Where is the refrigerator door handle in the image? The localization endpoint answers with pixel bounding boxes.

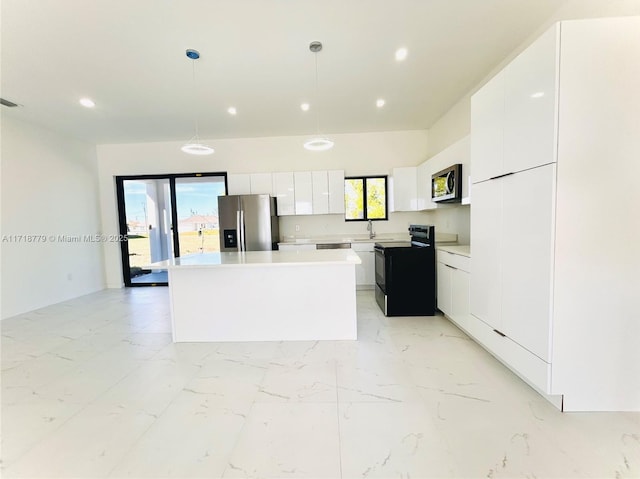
[236,210,242,252]
[240,209,245,252]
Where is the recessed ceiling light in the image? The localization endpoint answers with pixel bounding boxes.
[376,99,386,108]
[300,103,310,111]
[227,107,237,115]
[79,98,95,108]
[395,47,408,61]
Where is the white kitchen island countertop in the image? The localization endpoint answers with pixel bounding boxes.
[149,249,361,269]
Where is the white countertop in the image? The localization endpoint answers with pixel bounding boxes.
[148,249,362,269]
[437,244,471,257]
[279,232,458,245]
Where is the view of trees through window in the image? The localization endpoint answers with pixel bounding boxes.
[344,176,387,221]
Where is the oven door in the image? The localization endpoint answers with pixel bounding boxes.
[374,246,386,291]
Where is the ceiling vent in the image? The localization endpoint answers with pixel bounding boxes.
[0,98,19,107]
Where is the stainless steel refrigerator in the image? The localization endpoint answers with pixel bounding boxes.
[218,194,279,252]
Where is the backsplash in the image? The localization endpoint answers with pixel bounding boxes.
[278,207,470,244]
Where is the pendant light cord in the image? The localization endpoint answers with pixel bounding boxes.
[314,51,321,135]
[192,58,200,139]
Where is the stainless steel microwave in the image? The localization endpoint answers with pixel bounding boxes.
[431,164,462,203]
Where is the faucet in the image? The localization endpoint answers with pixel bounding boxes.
[367,220,376,239]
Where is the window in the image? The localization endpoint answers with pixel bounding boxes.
[344,176,388,221]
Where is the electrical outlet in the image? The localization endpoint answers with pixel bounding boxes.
[295,224,300,232]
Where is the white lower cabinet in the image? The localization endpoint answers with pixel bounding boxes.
[352,242,375,289]
[471,164,554,360]
[436,262,453,316]
[436,250,470,321]
[469,179,502,331]
[450,266,470,319]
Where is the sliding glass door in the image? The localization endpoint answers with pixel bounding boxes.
[174,176,226,256]
[116,172,227,286]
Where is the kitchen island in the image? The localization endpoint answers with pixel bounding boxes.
[150,249,361,342]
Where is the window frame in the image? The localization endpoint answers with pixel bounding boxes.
[344,175,389,222]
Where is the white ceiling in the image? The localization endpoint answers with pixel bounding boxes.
[1,0,568,145]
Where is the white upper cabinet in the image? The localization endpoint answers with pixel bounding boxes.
[227,174,251,195]
[327,170,345,214]
[504,25,559,174]
[311,171,329,215]
[390,167,418,211]
[272,172,295,216]
[471,71,505,183]
[472,25,559,184]
[294,171,313,215]
[230,170,343,216]
[416,161,435,210]
[250,173,273,195]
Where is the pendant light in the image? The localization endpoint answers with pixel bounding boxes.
[304,41,334,151]
[181,49,214,155]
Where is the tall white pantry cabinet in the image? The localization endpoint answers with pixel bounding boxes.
[469,17,640,412]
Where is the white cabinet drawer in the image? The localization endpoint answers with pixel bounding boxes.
[437,250,470,272]
[453,313,551,395]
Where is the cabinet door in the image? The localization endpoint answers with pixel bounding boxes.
[250,173,273,195]
[328,170,345,214]
[416,161,436,210]
[501,165,555,362]
[294,172,313,215]
[272,172,295,216]
[451,269,470,319]
[353,242,374,287]
[227,174,251,195]
[504,25,559,174]
[471,71,505,183]
[437,261,453,316]
[391,167,418,211]
[312,171,329,215]
[362,251,374,286]
[354,252,370,286]
[470,179,503,330]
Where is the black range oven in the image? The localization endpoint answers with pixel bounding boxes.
[374,225,436,317]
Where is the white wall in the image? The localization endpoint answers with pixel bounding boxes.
[98,129,465,287]
[1,116,105,319]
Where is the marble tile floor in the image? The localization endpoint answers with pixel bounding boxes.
[1,288,639,479]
